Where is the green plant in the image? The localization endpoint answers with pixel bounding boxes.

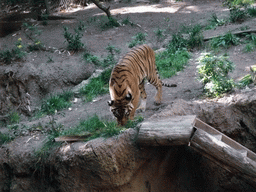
[0,38,26,64]
[229,7,248,22]
[61,115,143,140]
[41,90,74,115]
[47,56,54,63]
[205,14,226,30]
[9,111,20,124]
[103,44,120,67]
[154,28,166,42]
[84,45,120,67]
[128,32,148,48]
[210,32,240,49]
[197,53,235,97]
[0,133,13,145]
[243,43,255,52]
[100,17,120,30]
[63,26,84,51]
[156,48,190,78]
[79,69,112,102]
[238,74,253,87]
[247,6,256,16]
[185,24,203,49]
[83,52,102,66]
[121,16,134,26]
[22,23,44,51]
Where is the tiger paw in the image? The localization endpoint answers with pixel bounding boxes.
[154,101,161,106]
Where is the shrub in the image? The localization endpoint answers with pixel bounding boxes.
[197,53,235,97]
[128,32,148,48]
[210,32,240,49]
[63,26,84,51]
[0,38,26,64]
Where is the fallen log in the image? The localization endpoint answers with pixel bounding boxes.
[204,28,256,41]
[136,115,196,146]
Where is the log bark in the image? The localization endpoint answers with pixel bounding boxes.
[190,128,256,178]
[137,115,196,146]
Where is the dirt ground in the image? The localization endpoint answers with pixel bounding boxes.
[0,0,256,131]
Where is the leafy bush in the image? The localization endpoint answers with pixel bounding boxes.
[210,32,240,49]
[197,53,235,97]
[247,6,256,16]
[0,38,26,64]
[128,32,148,48]
[63,26,84,51]
[229,7,248,22]
[205,14,226,30]
[154,28,166,42]
[83,45,120,67]
[100,17,120,30]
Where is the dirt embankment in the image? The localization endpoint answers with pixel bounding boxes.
[1,91,256,192]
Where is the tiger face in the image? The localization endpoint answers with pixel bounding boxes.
[108,93,134,126]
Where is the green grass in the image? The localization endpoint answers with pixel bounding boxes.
[40,90,74,115]
[156,49,190,78]
[0,132,13,145]
[61,115,143,140]
[9,111,20,124]
[79,68,112,102]
[155,25,204,78]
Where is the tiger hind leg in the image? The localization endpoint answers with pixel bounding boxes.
[137,80,147,112]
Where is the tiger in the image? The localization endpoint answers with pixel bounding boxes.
[108,44,177,126]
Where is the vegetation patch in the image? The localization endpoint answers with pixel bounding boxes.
[0,38,26,64]
[40,90,74,115]
[155,25,203,78]
[197,53,236,97]
[83,44,120,67]
[210,32,240,49]
[63,22,85,52]
[128,32,148,48]
[79,68,112,102]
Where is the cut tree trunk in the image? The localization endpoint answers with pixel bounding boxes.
[136,115,196,146]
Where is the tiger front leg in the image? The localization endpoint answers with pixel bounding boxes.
[154,84,162,105]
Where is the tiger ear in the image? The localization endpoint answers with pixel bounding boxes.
[125,93,132,101]
[108,100,114,106]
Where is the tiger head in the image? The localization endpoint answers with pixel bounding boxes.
[108,92,134,126]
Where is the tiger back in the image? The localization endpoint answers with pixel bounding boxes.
[108,44,176,125]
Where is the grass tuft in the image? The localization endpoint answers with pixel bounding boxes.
[79,68,112,102]
[41,90,74,115]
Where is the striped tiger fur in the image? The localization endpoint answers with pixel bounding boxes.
[108,44,177,126]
